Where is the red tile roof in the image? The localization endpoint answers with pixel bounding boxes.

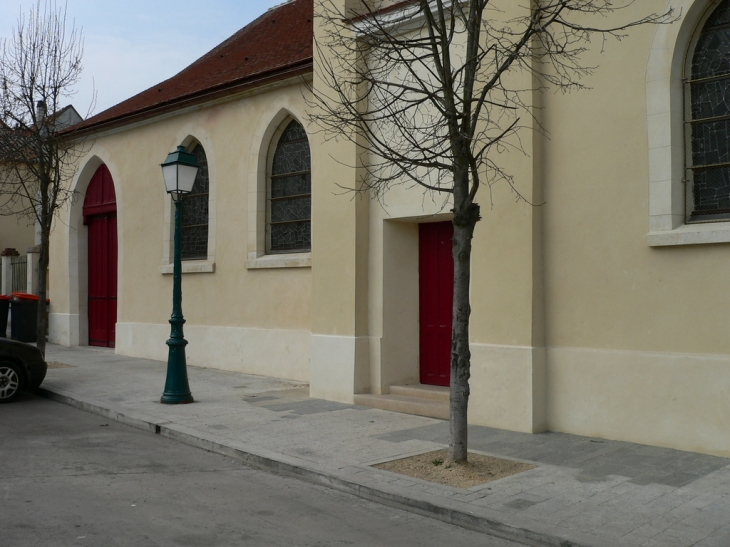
[71,0,313,134]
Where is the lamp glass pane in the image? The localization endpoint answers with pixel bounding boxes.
[177,164,199,195]
[162,164,179,194]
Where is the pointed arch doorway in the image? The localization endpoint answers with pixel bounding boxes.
[83,165,117,347]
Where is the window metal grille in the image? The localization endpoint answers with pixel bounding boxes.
[181,144,209,260]
[11,255,27,293]
[267,120,311,253]
[687,0,730,221]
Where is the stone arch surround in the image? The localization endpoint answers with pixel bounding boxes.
[246,103,312,269]
[646,0,730,245]
[49,153,123,346]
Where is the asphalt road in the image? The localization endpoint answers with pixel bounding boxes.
[1,395,526,547]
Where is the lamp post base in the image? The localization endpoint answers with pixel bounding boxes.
[160,393,194,404]
[160,337,193,404]
[160,391,193,404]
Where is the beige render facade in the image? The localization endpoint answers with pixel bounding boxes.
[0,213,34,256]
[48,0,730,458]
[49,82,314,381]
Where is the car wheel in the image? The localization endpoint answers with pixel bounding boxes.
[0,361,24,403]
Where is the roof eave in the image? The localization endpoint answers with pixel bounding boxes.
[65,59,313,137]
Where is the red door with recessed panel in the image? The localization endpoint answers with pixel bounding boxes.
[83,165,117,348]
[419,221,453,387]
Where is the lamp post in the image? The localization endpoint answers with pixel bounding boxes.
[160,146,199,404]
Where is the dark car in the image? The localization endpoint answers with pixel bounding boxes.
[0,337,47,403]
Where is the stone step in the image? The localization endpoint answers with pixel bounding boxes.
[389,383,450,402]
[354,393,449,420]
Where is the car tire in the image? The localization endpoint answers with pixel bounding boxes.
[0,361,25,403]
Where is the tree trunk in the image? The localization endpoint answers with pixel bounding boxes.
[448,202,480,463]
[35,225,50,358]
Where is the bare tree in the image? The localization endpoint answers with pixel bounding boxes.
[310,0,674,462]
[0,0,87,357]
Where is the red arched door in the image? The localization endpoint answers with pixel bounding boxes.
[83,165,117,348]
[419,221,453,386]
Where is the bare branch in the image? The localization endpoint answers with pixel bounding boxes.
[308,0,675,463]
[0,0,89,356]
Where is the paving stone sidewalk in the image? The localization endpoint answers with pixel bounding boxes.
[37,344,730,547]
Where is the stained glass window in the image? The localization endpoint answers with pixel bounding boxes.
[181,144,209,260]
[688,0,730,220]
[267,120,311,252]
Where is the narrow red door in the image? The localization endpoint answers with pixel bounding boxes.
[419,221,454,387]
[84,165,117,348]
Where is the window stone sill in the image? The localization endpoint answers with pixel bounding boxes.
[159,260,216,274]
[245,253,311,269]
[648,224,730,247]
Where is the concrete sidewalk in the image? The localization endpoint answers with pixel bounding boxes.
[38,344,730,547]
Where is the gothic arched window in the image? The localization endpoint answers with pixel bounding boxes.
[687,0,730,221]
[267,120,311,252]
[181,143,209,260]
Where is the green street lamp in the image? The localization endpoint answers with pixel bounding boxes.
[160,146,199,404]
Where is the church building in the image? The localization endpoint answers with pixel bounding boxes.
[48,0,730,458]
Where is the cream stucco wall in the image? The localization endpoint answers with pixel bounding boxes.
[539,0,730,456]
[0,189,37,297]
[47,0,730,457]
[0,215,34,256]
[310,3,372,403]
[346,1,547,432]
[313,0,730,455]
[49,80,313,382]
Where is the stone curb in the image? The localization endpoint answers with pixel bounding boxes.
[36,386,608,547]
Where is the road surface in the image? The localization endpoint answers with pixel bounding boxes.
[1,395,525,547]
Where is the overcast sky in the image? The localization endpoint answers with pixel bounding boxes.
[0,0,286,118]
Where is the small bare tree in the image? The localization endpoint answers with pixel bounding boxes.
[0,0,87,356]
[310,0,674,462]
